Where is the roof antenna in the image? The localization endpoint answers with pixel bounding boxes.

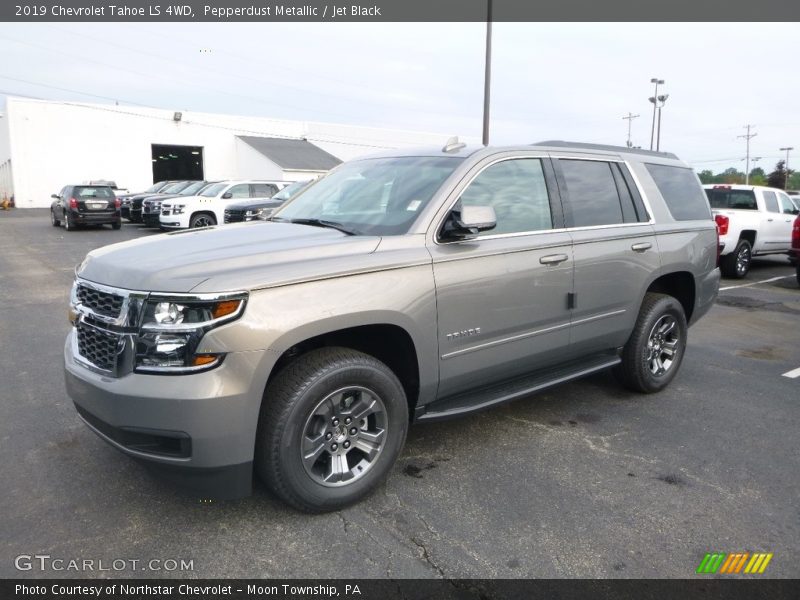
[442,136,466,153]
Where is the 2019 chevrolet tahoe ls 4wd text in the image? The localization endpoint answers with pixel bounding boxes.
[64,141,720,512]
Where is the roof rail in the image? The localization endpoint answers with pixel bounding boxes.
[532,140,679,160]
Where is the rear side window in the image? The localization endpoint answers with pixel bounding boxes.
[762,191,779,213]
[252,183,279,197]
[559,159,625,227]
[705,188,757,211]
[645,164,711,220]
[74,186,114,199]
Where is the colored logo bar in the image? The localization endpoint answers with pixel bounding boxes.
[696,552,773,574]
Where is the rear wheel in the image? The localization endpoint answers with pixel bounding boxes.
[64,214,75,231]
[189,213,216,228]
[614,292,688,393]
[111,221,121,230]
[256,347,408,512]
[720,239,751,278]
[50,209,60,227]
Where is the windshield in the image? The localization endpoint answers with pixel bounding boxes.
[200,182,227,197]
[180,181,208,195]
[272,156,464,235]
[144,182,166,193]
[272,179,312,202]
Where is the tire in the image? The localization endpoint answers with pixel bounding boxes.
[720,239,752,278]
[255,347,408,513]
[614,292,688,394]
[112,221,121,230]
[796,264,800,287]
[189,213,216,228]
[64,214,75,231]
[50,209,60,227]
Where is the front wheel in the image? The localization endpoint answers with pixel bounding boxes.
[256,347,408,512]
[614,292,688,393]
[189,213,216,228]
[720,239,751,278]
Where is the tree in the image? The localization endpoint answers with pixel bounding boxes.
[721,167,744,184]
[766,160,794,189]
[698,170,715,184]
[788,171,800,191]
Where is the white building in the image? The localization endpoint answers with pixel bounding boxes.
[0,97,469,208]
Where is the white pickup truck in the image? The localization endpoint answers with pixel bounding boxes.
[704,184,799,278]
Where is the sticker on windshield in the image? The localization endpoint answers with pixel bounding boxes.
[407,200,422,211]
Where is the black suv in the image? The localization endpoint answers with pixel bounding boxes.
[224,179,313,223]
[50,185,121,231]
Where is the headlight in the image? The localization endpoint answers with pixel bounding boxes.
[173,204,185,215]
[135,293,247,373]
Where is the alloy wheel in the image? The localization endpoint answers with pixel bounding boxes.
[646,315,679,376]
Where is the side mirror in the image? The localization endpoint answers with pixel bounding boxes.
[221,192,232,199]
[51,194,59,199]
[440,205,497,240]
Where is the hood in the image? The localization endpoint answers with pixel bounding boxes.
[77,222,383,293]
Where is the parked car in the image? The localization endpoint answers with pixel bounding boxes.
[85,180,129,196]
[65,141,719,511]
[121,181,175,220]
[223,179,314,223]
[50,184,121,231]
[142,181,216,227]
[704,184,799,278]
[130,180,198,223]
[160,180,287,229]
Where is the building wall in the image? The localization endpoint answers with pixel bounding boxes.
[0,108,12,199]
[5,98,466,208]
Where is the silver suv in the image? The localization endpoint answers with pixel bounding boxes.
[64,141,720,512]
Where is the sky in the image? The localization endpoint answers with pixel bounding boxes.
[0,22,798,173]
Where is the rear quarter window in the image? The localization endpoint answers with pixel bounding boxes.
[645,164,711,220]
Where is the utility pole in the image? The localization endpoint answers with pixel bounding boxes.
[622,112,639,148]
[779,147,793,189]
[738,125,757,185]
[649,78,664,150]
[481,0,492,146]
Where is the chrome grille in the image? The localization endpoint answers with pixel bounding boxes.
[76,323,121,372]
[76,284,124,318]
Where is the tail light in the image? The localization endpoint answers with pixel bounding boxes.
[69,198,78,209]
[115,198,121,209]
[714,214,729,236]
[714,214,729,267]
[792,215,800,250]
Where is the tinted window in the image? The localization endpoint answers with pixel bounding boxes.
[200,183,227,197]
[763,191,779,213]
[252,183,279,197]
[74,186,115,199]
[180,181,208,195]
[459,159,552,235]
[645,164,711,220]
[560,160,623,227]
[705,188,757,210]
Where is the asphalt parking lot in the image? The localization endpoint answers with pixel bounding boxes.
[1,209,798,579]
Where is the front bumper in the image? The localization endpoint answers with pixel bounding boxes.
[64,330,267,499]
[142,213,161,227]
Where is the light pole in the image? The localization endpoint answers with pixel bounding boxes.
[481,0,492,146]
[779,147,793,189]
[655,94,668,151]
[649,78,664,150]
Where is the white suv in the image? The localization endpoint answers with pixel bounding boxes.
[160,180,287,229]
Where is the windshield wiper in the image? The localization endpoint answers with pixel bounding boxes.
[275,217,359,236]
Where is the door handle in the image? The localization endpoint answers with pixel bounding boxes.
[767,218,774,222]
[631,242,652,252]
[540,253,569,265]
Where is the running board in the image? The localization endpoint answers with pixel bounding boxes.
[415,352,621,422]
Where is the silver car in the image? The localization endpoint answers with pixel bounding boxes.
[64,141,720,511]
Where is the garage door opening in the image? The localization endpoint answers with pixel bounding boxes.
[151,144,204,183]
